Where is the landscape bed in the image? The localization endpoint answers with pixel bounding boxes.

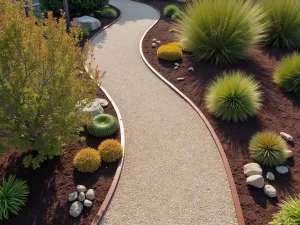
[142,1,300,224]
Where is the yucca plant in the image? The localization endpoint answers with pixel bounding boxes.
[261,0,300,48]
[163,4,179,17]
[269,195,300,225]
[274,52,300,96]
[0,175,29,220]
[176,0,268,65]
[249,131,288,167]
[205,71,263,122]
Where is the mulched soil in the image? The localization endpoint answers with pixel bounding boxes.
[0,89,121,225]
[142,1,300,225]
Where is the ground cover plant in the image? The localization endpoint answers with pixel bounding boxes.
[176,0,268,65]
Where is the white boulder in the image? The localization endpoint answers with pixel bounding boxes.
[266,172,275,181]
[69,201,83,217]
[264,185,277,198]
[76,185,86,193]
[68,191,78,202]
[75,16,101,31]
[243,163,262,177]
[98,98,109,108]
[82,98,104,116]
[280,132,293,142]
[86,189,95,200]
[246,175,264,188]
[84,199,93,208]
[276,166,289,174]
[78,192,85,202]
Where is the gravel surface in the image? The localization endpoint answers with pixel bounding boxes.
[91,0,237,224]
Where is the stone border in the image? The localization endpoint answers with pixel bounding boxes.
[137,2,245,224]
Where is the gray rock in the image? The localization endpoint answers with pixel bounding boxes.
[86,189,95,200]
[69,201,83,217]
[276,166,289,174]
[76,185,86,193]
[177,77,185,81]
[266,172,275,181]
[286,150,293,158]
[98,99,108,108]
[84,199,93,208]
[243,163,262,177]
[78,192,85,202]
[68,191,78,202]
[280,132,293,142]
[82,98,104,116]
[264,185,277,198]
[75,16,101,31]
[246,175,264,188]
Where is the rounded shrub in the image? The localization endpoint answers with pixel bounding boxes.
[269,195,300,225]
[98,139,123,163]
[0,175,29,221]
[157,44,182,61]
[101,8,117,18]
[73,148,101,173]
[249,131,288,167]
[261,0,300,49]
[274,52,300,96]
[163,4,179,17]
[87,114,119,138]
[177,0,267,65]
[171,10,183,21]
[205,71,263,122]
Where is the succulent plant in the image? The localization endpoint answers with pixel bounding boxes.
[87,114,119,138]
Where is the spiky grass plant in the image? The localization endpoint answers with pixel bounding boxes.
[0,175,29,220]
[261,0,300,48]
[87,114,119,138]
[269,195,300,225]
[101,8,117,18]
[176,0,267,65]
[274,52,300,96]
[163,4,179,17]
[249,131,288,167]
[205,71,263,122]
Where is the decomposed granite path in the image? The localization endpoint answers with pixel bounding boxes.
[91,0,238,224]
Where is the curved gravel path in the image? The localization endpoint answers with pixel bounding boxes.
[91,0,238,224]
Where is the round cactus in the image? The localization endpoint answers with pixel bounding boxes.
[87,114,119,137]
[73,148,101,173]
[157,44,182,61]
[98,139,123,163]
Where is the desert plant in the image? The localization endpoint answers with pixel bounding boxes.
[0,1,99,169]
[157,44,182,61]
[87,114,119,137]
[249,131,288,167]
[0,175,29,220]
[163,4,179,17]
[274,52,300,96]
[205,71,263,122]
[101,7,117,18]
[98,139,123,162]
[269,194,300,225]
[261,0,300,48]
[176,0,267,65]
[73,148,101,172]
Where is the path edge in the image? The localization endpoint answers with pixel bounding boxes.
[137,2,245,224]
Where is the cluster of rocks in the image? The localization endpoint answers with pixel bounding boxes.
[69,185,95,218]
[152,39,161,48]
[82,98,109,117]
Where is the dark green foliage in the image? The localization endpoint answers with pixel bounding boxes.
[87,114,119,137]
[81,28,89,37]
[101,7,117,18]
[163,4,179,17]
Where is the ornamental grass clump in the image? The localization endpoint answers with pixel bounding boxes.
[98,139,123,162]
[0,175,29,221]
[261,0,300,48]
[101,8,118,18]
[176,0,267,65]
[274,53,300,96]
[249,131,288,167]
[163,4,179,17]
[205,71,263,122]
[73,148,101,173]
[269,195,300,225]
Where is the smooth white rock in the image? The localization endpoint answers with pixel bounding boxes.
[82,98,104,116]
[174,66,179,70]
[75,16,101,31]
[188,67,194,71]
[266,172,275,181]
[156,40,161,44]
[152,43,157,48]
[78,192,85,201]
[84,199,93,207]
[286,150,293,158]
[76,185,86,193]
[243,163,262,176]
[86,189,95,200]
[98,98,109,108]
[174,63,180,66]
[280,132,293,142]
[68,191,78,202]
[246,175,264,188]
[177,77,185,81]
[264,185,277,198]
[276,166,289,174]
[69,201,83,217]
[152,39,157,43]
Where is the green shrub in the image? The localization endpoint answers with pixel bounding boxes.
[269,195,300,225]
[261,0,300,48]
[101,8,117,18]
[249,131,287,167]
[157,44,182,61]
[39,0,109,17]
[0,175,29,221]
[73,148,101,172]
[81,28,90,37]
[87,114,119,137]
[274,52,300,95]
[205,71,262,122]
[171,10,182,21]
[163,4,179,17]
[177,0,267,65]
[98,139,123,162]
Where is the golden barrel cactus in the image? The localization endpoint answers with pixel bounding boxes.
[157,44,182,61]
[98,139,123,163]
[73,148,101,172]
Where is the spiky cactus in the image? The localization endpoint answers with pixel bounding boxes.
[87,114,119,138]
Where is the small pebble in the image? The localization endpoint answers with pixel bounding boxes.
[76,185,86,193]
[177,77,185,81]
[276,166,289,174]
[280,132,293,142]
[84,199,93,208]
[174,66,179,70]
[152,43,157,48]
[152,39,157,43]
[266,172,275,181]
[174,62,180,66]
[286,150,293,158]
[78,192,85,202]
[156,40,161,44]
[188,67,194,72]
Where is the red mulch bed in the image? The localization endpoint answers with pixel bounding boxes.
[142,1,300,225]
[0,89,121,225]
